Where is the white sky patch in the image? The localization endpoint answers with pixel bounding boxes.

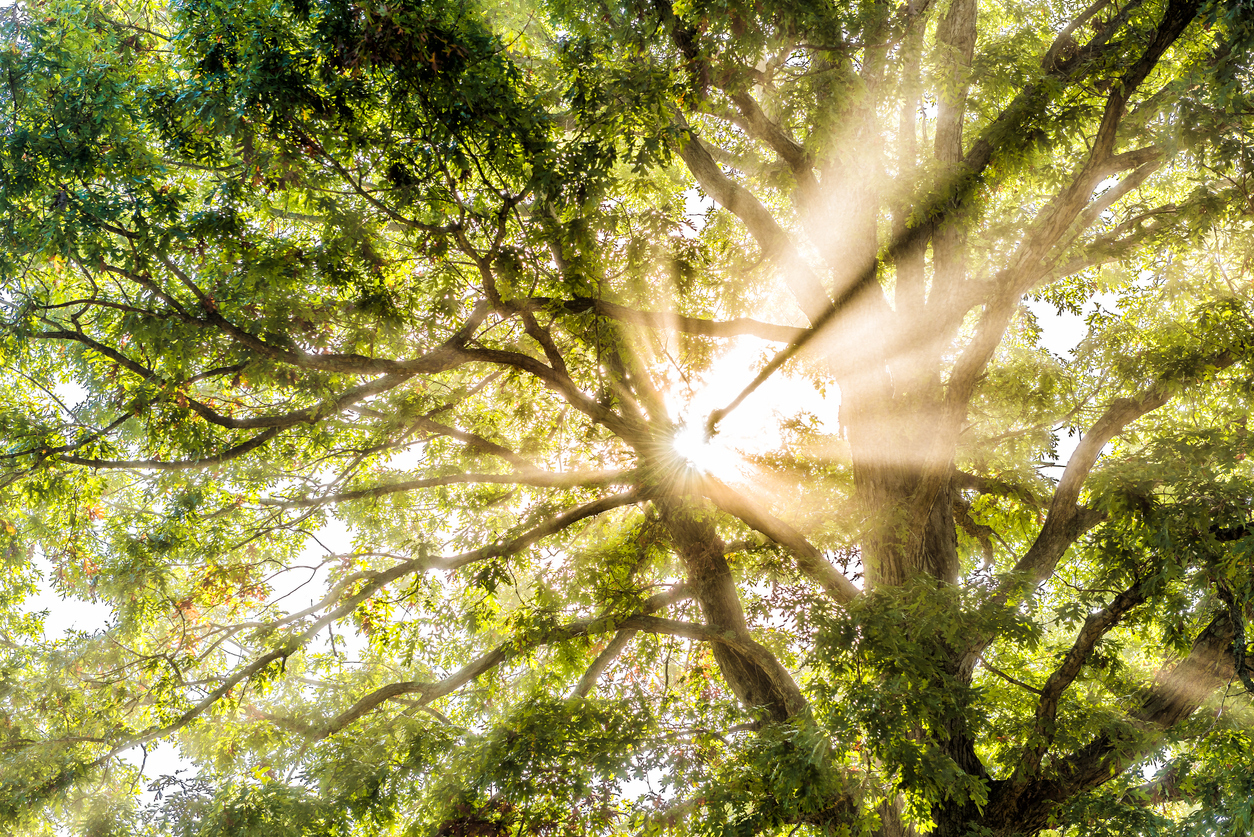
[119,740,190,804]
[1024,297,1092,360]
[620,765,671,804]
[680,188,716,238]
[1024,293,1121,470]
[24,553,114,636]
[384,440,426,472]
[52,381,88,412]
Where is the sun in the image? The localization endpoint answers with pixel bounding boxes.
[671,422,736,474]
[661,339,840,481]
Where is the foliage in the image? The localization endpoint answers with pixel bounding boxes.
[0,0,1253,833]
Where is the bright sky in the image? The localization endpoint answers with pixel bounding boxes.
[667,337,839,478]
[1024,294,1121,469]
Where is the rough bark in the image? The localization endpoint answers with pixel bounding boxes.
[932,0,977,308]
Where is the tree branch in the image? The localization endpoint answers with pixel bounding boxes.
[59,427,284,471]
[571,584,693,697]
[538,297,807,343]
[985,609,1238,833]
[408,415,537,470]
[456,346,644,441]
[701,477,860,603]
[157,254,488,375]
[444,490,644,570]
[263,469,635,508]
[952,469,1041,507]
[321,590,716,738]
[1014,577,1151,781]
[571,629,638,698]
[673,118,832,323]
[1011,385,1173,588]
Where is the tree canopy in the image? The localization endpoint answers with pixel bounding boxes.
[2,0,1254,832]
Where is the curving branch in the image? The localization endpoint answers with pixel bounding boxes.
[444,491,644,570]
[322,588,706,738]
[955,372,1230,678]
[672,117,832,323]
[571,629,638,698]
[1013,576,1151,782]
[1214,582,1254,695]
[156,254,489,375]
[700,477,860,603]
[1068,159,1164,245]
[44,367,433,471]
[455,346,645,442]
[1010,384,1174,588]
[59,427,284,471]
[984,608,1240,834]
[575,584,692,698]
[407,415,536,470]
[37,328,422,432]
[720,88,812,178]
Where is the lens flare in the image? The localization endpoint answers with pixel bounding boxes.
[661,339,840,484]
[671,423,733,474]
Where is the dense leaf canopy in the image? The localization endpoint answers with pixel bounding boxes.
[1,0,1254,833]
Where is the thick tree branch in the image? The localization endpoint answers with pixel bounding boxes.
[701,477,860,603]
[1014,577,1151,781]
[158,254,489,375]
[571,629,638,698]
[985,610,1239,834]
[572,583,693,697]
[456,346,645,442]
[722,89,812,178]
[1067,160,1164,247]
[956,372,1227,680]
[673,119,832,323]
[1214,582,1254,695]
[1011,385,1173,587]
[39,328,422,432]
[321,588,708,737]
[59,427,284,471]
[408,415,536,470]
[1132,610,1240,729]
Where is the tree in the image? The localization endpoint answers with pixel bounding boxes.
[1,0,1253,831]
